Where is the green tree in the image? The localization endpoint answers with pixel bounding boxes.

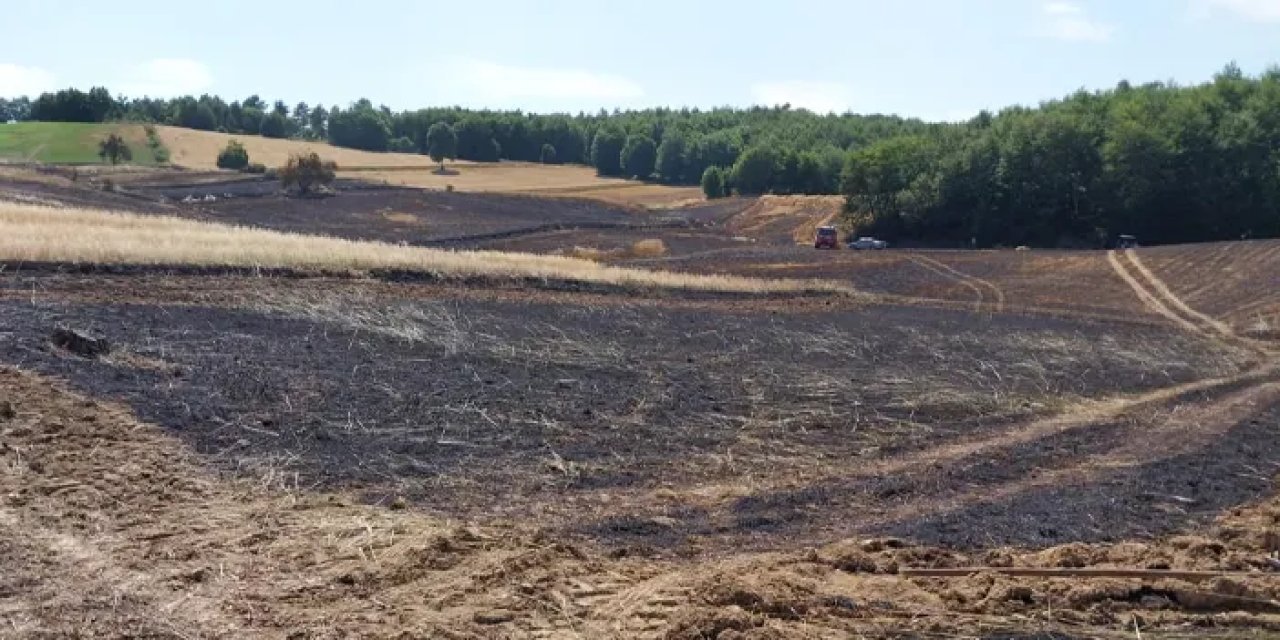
[327,107,390,151]
[454,117,501,162]
[701,166,725,199]
[731,146,777,194]
[279,152,337,195]
[655,131,687,182]
[258,112,288,138]
[426,122,458,171]
[621,134,657,178]
[590,127,626,176]
[97,133,132,165]
[216,139,250,170]
[540,143,557,164]
[308,104,327,139]
[388,136,416,152]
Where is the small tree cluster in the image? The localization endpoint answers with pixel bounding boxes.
[279,152,337,195]
[216,140,250,170]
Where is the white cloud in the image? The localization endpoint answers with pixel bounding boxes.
[1200,0,1280,22]
[117,58,213,97]
[433,58,643,108]
[1039,2,1115,42]
[0,63,57,97]
[750,81,856,114]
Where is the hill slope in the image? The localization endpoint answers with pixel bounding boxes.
[0,122,163,165]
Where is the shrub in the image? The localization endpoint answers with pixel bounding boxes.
[701,166,725,199]
[145,125,170,164]
[388,136,416,153]
[540,143,557,164]
[216,140,250,170]
[629,238,667,257]
[244,162,266,174]
[278,152,337,195]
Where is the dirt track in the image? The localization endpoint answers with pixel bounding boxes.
[6,170,1280,637]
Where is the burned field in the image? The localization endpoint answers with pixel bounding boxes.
[6,170,1280,637]
[0,273,1261,552]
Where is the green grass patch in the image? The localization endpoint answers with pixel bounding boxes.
[0,122,163,165]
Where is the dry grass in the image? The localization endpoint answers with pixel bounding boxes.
[567,239,670,262]
[0,201,848,294]
[346,166,703,208]
[152,126,700,208]
[154,126,462,171]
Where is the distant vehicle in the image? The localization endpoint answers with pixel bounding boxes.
[848,236,888,250]
[1117,234,1139,249]
[814,226,839,249]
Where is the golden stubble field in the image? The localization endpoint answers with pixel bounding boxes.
[155,126,706,208]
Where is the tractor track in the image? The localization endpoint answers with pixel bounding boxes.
[1109,248,1271,354]
[906,253,1007,313]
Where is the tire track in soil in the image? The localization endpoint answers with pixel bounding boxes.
[911,253,1007,313]
[1108,249,1209,336]
[1123,249,1236,339]
[905,254,986,313]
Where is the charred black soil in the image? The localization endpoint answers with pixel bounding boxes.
[0,272,1262,555]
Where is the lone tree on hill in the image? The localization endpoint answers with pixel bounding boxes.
[279,152,337,195]
[97,133,132,165]
[426,122,457,172]
[216,140,250,170]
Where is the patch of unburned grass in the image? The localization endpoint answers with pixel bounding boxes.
[566,239,669,262]
[0,201,850,295]
[0,123,161,165]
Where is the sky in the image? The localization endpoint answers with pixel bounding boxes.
[2,0,1279,121]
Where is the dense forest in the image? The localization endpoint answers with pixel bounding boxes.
[3,63,1279,247]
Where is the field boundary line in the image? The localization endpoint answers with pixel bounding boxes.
[1123,249,1235,338]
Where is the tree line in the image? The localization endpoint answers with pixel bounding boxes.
[844,64,1280,247]
[5,63,1280,246]
[5,87,929,194]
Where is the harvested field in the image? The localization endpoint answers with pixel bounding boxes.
[344,165,704,208]
[154,125,454,170]
[146,127,702,208]
[5,168,1280,638]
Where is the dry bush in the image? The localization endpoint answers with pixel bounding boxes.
[629,238,667,257]
[0,201,850,295]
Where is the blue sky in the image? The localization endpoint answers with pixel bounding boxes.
[2,0,1278,120]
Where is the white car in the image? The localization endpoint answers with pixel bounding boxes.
[847,236,888,250]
